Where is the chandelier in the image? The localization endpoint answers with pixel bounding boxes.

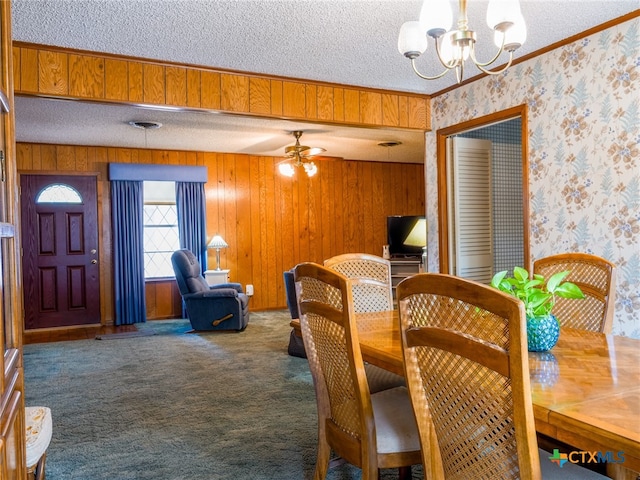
[278,131,325,178]
[397,0,526,84]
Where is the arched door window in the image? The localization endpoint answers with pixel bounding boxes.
[36,184,83,204]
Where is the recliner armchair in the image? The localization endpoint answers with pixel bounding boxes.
[171,249,250,331]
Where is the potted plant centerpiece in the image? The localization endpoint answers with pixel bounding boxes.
[490,266,584,352]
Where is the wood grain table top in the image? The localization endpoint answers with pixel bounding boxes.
[352,310,640,471]
[292,310,640,472]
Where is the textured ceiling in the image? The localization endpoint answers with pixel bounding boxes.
[14,96,426,163]
[10,0,640,162]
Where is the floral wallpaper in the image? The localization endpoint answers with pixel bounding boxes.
[426,16,639,338]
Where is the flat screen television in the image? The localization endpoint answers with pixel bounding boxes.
[387,215,426,257]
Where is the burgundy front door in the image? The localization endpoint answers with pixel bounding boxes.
[20,174,100,329]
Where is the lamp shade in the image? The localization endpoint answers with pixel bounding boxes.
[486,0,522,31]
[404,218,427,247]
[419,0,452,37]
[398,21,428,58]
[208,235,228,249]
[496,13,526,51]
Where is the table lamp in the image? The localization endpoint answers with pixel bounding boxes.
[404,218,427,271]
[208,235,228,271]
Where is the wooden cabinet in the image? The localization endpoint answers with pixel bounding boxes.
[390,258,422,304]
[0,0,26,478]
[0,350,23,480]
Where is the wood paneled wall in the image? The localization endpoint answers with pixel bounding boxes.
[12,42,429,130]
[146,280,183,320]
[16,143,425,322]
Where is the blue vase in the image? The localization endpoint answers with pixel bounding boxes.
[526,314,560,352]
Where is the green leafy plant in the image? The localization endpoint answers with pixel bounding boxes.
[490,266,585,317]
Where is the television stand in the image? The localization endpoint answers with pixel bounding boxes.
[390,254,421,260]
[389,257,422,306]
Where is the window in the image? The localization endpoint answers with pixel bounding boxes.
[143,181,180,278]
[36,184,82,204]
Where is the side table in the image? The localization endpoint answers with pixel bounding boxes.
[204,269,230,286]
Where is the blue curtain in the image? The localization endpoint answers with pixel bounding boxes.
[176,181,207,272]
[111,180,146,325]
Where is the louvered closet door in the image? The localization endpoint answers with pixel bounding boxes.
[448,137,494,284]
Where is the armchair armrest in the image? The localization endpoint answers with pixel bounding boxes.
[210,282,244,294]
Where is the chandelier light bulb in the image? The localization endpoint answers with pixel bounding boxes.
[439,31,457,64]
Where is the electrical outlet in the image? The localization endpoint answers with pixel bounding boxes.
[246,284,254,296]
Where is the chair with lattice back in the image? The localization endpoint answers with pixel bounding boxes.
[533,253,616,333]
[324,253,393,313]
[397,273,609,480]
[324,253,405,392]
[294,262,421,480]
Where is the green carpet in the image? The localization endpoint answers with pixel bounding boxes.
[24,310,423,479]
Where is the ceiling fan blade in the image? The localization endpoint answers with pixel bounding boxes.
[300,146,326,157]
[239,136,292,155]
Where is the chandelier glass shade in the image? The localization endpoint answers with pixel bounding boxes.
[278,131,324,178]
[398,0,526,84]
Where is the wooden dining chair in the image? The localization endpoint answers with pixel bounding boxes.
[533,253,616,333]
[323,253,406,392]
[397,273,609,480]
[324,253,393,313]
[293,262,421,480]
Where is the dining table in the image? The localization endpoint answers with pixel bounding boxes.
[291,310,640,477]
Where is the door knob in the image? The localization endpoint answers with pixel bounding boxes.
[91,259,97,264]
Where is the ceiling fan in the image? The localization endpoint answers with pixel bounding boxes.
[278,130,326,178]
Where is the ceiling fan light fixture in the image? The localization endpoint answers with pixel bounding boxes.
[303,162,318,177]
[278,130,324,178]
[278,162,296,177]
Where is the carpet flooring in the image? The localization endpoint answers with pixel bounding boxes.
[23,310,424,480]
[94,331,157,340]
